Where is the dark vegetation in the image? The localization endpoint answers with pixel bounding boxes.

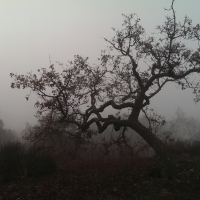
[0,141,57,182]
[1,110,200,199]
[0,138,200,199]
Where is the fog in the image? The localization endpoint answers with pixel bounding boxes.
[0,0,200,136]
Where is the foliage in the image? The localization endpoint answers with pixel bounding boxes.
[25,144,57,177]
[166,139,200,156]
[22,112,99,163]
[0,141,25,182]
[0,141,57,182]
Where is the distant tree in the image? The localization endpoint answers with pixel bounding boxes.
[0,119,17,145]
[163,108,200,141]
[10,0,200,178]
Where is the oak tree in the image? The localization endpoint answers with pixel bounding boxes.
[10,0,200,178]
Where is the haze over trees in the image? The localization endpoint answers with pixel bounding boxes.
[162,108,200,142]
[10,0,200,178]
[0,119,17,145]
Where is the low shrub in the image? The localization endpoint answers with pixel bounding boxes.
[166,139,200,156]
[25,145,57,177]
[0,141,57,182]
[184,141,200,156]
[0,141,25,182]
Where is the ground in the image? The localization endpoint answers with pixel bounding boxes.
[0,154,200,200]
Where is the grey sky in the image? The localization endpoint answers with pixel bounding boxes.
[0,0,200,133]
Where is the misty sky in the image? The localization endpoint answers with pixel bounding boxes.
[0,0,200,133]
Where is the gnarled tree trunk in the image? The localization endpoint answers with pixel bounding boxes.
[130,120,175,179]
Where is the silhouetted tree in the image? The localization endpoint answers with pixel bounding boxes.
[10,0,200,178]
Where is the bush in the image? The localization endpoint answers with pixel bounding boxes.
[0,141,25,182]
[25,144,57,177]
[166,139,200,156]
[0,141,57,182]
[184,141,200,156]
